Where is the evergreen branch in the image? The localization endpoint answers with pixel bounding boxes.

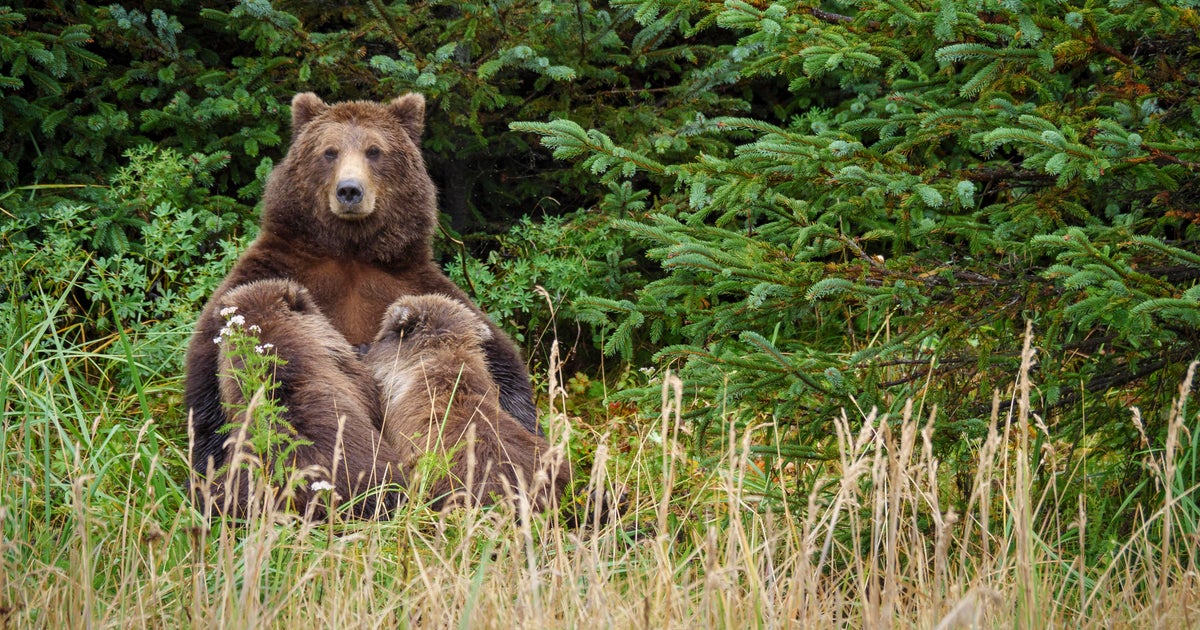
[806,277,856,302]
[1130,298,1200,316]
[366,0,408,49]
[1063,229,1174,293]
[992,344,1199,417]
[1084,24,1134,66]
[935,43,1051,68]
[739,331,793,373]
[1121,148,1200,170]
[657,346,788,373]
[806,8,853,24]
[961,166,1056,186]
[661,252,728,275]
[510,120,667,175]
[1131,236,1200,268]
[713,117,790,137]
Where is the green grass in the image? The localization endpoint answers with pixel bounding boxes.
[3,308,1199,628]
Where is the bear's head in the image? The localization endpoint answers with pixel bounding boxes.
[374,294,492,352]
[214,278,350,360]
[261,93,438,263]
[217,278,316,330]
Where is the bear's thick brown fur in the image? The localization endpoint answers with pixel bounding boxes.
[185,93,538,509]
[363,295,568,511]
[208,279,404,519]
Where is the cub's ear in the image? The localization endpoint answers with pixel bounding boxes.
[380,302,418,338]
[387,93,425,144]
[291,92,328,135]
[280,282,314,313]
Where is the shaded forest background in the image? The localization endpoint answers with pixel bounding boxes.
[3,0,1200,558]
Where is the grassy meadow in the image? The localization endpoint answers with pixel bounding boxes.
[2,291,1198,629]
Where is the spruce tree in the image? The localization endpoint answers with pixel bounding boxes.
[514,0,1200,518]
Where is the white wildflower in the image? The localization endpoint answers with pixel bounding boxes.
[227,314,246,327]
[248,324,262,333]
[254,343,275,354]
[311,480,336,492]
[213,336,223,345]
[219,306,238,317]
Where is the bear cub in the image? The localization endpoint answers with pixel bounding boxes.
[208,279,404,519]
[363,295,568,511]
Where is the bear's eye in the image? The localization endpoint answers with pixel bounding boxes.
[365,146,381,160]
[323,148,338,161]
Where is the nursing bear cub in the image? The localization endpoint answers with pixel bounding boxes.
[185,92,553,517]
[364,295,568,511]
[211,279,404,519]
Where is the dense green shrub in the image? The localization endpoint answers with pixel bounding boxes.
[1,146,246,373]
[446,183,650,369]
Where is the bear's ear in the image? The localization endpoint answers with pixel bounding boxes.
[291,92,328,134]
[387,93,425,144]
[385,303,416,331]
[280,282,313,313]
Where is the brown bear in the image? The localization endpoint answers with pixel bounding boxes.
[207,279,404,519]
[185,93,539,509]
[363,295,568,511]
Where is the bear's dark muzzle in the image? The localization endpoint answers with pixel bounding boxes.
[336,179,365,206]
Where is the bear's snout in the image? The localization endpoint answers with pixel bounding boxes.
[328,173,375,218]
[325,148,377,218]
[336,179,365,205]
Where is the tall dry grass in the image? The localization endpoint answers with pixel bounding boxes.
[3,330,1199,628]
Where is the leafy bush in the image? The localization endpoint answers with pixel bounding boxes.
[2,146,245,350]
[445,182,649,368]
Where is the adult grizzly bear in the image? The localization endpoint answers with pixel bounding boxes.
[209,279,404,519]
[363,295,567,511]
[185,93,538,509]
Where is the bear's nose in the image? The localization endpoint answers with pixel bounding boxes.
[336,179,365,205]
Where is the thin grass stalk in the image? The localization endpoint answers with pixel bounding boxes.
[1156,361,1194,623]
[923,406,953,623]
[1014,320,1036,628]
[70,471,94,629]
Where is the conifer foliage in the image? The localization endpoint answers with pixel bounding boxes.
[515,0,1200,482]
